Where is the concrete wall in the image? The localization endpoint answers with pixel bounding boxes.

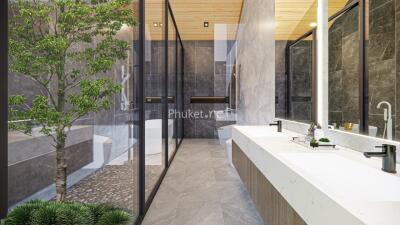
[236,0,276,125]
[8,140,93,206]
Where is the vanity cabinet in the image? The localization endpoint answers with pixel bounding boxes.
[232,141,307,225]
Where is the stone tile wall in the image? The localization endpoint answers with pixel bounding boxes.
[183,41,217,138]
[275,41,287,119]
[182,40,236,138]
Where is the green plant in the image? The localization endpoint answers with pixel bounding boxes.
[318,138,330,143]
[8,0,135,201]
[3,200,131,225]
[310,138,318,147]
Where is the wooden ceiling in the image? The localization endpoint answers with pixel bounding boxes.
[144,0,349,41]
[144,0,243,40]
[275,0,349,40]
[169,0,243,40]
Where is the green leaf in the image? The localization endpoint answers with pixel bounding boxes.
[97,211,131,225]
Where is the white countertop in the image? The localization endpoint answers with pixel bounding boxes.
[232,125,400,225]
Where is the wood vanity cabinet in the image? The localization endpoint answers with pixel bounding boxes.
[232,141,307,225]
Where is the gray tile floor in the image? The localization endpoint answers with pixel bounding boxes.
[142,139,264,225]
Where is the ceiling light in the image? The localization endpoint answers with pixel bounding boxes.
[159,22,163,27]
[153,22,159,27]
[309,22,317,27]
[204,21,209,28]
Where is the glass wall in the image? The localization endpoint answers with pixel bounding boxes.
[7,0,139,221]
[144,0,166,201]
[168,13,177,160]
[328,4,360,133]
[214,24,238,124]
[3,0,184,221]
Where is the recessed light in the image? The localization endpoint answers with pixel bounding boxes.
[309,22,317,27]
[159,23,163,27]
[153,22,159,27]
[204,21,209,28]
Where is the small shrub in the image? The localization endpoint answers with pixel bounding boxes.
[4,200,132,225]
[318,138,330,143]
[2,200,45,225]
[97,211,131,225]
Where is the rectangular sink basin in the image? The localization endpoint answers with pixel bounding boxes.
[239,126,290,139]
[280,153,400,201]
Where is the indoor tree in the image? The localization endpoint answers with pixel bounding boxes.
[8,0,135,201]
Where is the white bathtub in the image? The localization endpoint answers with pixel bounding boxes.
[145,119,174,155]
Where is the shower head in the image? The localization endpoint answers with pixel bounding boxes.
[377,101,392,122]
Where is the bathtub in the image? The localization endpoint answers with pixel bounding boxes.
[145,119,174,155]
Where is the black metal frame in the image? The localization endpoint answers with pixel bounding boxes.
[137,0,146,222]
[358,0,368,134]
[135,0,185,224]
[175,26,179,150]
[0,0,8,219]
[284,0,369,133]
[164,0,169,168]
[180,47,185,146]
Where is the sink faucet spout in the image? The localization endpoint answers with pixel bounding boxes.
[363,144,397,173]
[269,120,282,132]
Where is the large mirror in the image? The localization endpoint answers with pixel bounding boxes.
[275,0,317,124]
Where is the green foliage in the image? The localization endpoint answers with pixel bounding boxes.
[318,138,330,143]
[1,200,45,225]
[86,203,118,224]
[8,0,135,139]
[97,211,131,225]
[31,203,58,225]
[4,200,131,225]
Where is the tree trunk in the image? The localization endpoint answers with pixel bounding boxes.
[55,130,67,201]
[56,62,67,201]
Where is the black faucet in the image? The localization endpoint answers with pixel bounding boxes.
[363,144,397,173]
[269,120,282,132]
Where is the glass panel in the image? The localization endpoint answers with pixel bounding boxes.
[214,24,238,125]
[328,6,360,133]
[168,14,177,160]
[8,0,138,221]
[144,0,166,201]
[177,40,183,143]
[288,35,314,123]
[275,0,317,121]
[366,0,397,140]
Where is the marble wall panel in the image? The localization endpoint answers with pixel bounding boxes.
[236,0,275,125]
